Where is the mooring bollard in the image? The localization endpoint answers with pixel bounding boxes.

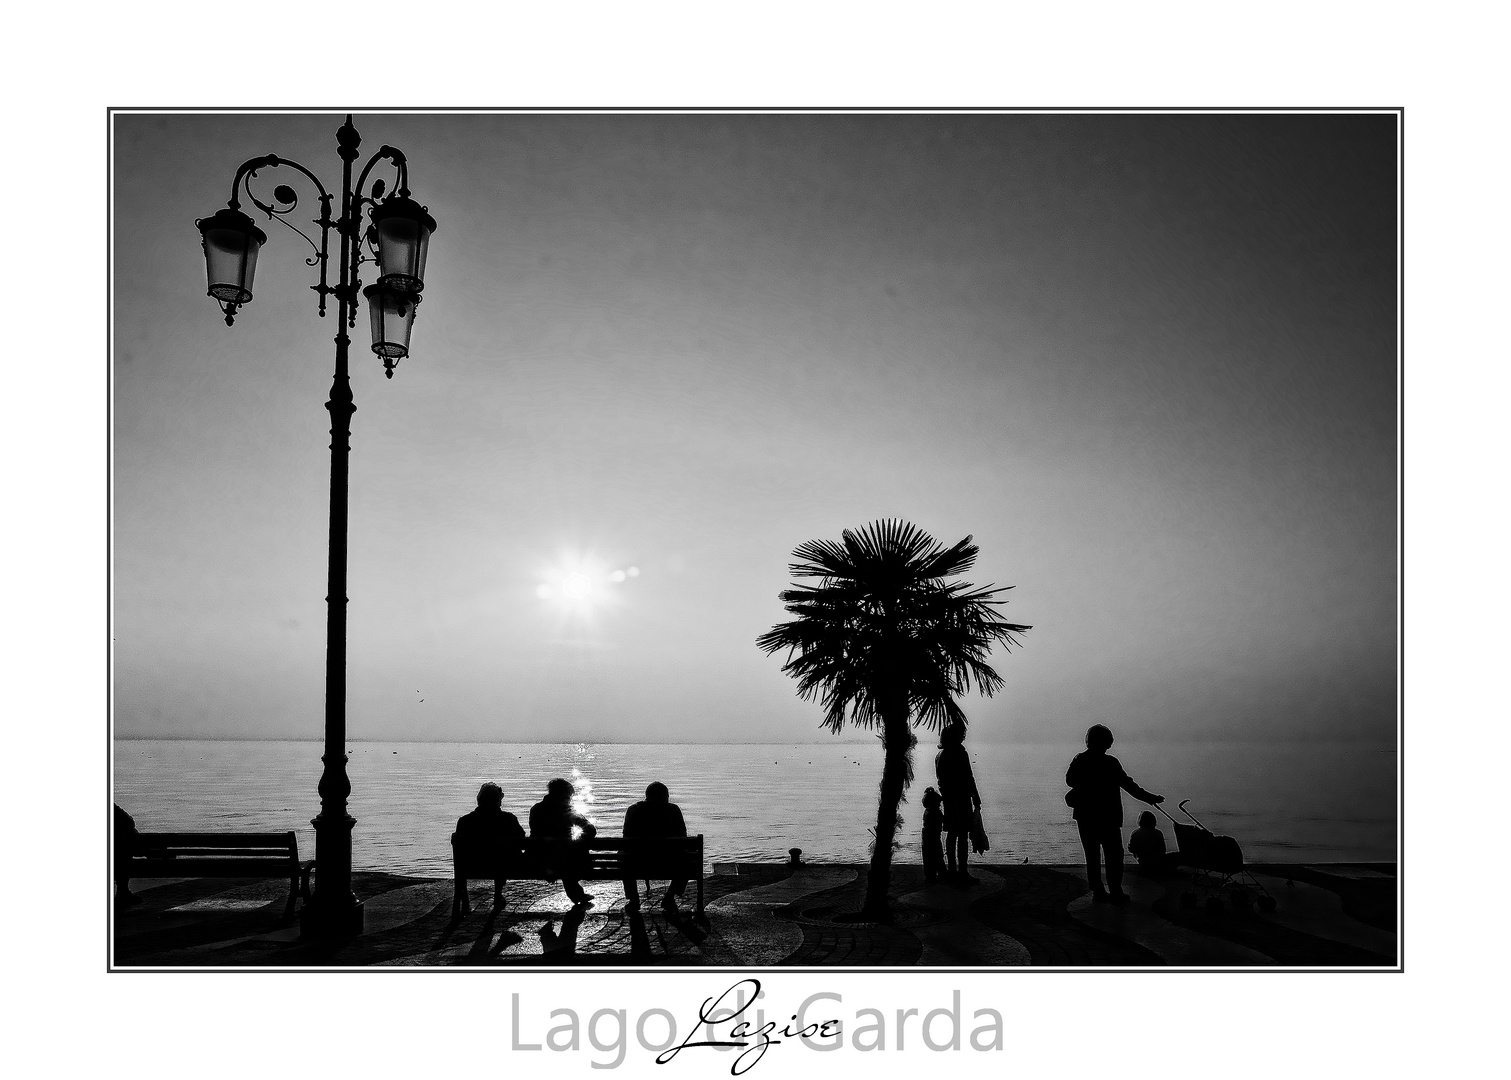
[789,847,802,867]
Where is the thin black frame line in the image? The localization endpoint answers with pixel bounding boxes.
[106,106,1406,116]
[106,106,117,974]
[103,108,1402,972]
[1396,108,1406,973]
[112,962,1399,974]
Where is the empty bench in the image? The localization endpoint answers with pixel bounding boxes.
[126,831,315,920]
[452,834,704,918]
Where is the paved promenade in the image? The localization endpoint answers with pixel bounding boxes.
[111,861,1397,968]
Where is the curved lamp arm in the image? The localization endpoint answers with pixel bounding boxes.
[353,145,408,205]
[228,154,338,316]
[348,147,408,281]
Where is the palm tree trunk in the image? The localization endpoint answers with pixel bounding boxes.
[861,711,915,920]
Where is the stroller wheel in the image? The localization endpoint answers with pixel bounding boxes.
[1204,896,1224,913]
[1180,891,1197,908]
[1257,895,1277,913]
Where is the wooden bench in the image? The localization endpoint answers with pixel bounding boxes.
[451,834,705,918]
[127,831,314,920]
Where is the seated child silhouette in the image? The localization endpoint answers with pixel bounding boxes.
[1128,810,1180,874]
[921,787,946,884]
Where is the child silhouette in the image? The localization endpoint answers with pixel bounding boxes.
[921,787,946,884]
[1128,810,1179,874]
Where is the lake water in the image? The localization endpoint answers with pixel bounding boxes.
[112,739,1396,876]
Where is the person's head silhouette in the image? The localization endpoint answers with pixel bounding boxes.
[1138,810,1157,829]
[477,782,503,808]
[546,777,575,802]
[922,786,942,811]
[645,782,669,804]
[1086,724,1114,752]
[940,723,966,748]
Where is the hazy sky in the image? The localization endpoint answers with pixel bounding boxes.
[112,112,1397,745]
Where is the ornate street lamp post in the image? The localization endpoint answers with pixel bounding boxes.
[196,115,436,938]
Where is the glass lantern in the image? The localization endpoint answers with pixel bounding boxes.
[368,195,436,296]
[364,282,421,376]
[196,207,267,322]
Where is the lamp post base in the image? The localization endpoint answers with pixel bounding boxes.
[299,897,365,940]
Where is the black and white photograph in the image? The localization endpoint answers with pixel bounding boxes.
[108,109,1399,971]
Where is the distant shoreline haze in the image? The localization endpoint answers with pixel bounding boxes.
[112,734,1398,746]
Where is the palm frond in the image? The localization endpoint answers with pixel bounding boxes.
[758,519,1032,735]
[916,534,979,580]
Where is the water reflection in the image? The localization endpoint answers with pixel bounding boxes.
[568,762,596,837]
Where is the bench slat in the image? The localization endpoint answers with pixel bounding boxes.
[577,838,699,850]
[135,854,298,864]
[131,857,300,876]
[451,837,701,852]
[139,851,297,857]
[137,832,297,846]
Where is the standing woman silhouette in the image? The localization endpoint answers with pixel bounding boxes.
[1064,725,1164,903]
[935,723,982,884]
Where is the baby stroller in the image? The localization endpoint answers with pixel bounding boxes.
[1156,800,1276,913]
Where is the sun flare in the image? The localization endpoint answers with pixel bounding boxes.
[534,554,640,614]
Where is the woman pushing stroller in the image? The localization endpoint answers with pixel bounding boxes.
[1065,725,1164,904]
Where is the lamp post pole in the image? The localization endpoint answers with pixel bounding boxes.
[196,115,436,939]
[313,118,361,938]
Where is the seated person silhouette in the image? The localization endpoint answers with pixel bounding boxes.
[620,781,688,913]
[1064,724,1164,904]
[114,804,141,907]
[921,787,946,884]
[1128,810,1181,874]
[529,778,598,907]
[453,782,526,916]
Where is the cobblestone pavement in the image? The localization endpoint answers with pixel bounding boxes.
[111,862,1396,968]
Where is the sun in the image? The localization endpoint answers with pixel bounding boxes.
[534,553,640,615]
[560,572,593,601]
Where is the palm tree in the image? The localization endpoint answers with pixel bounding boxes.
[756,519,1030,920]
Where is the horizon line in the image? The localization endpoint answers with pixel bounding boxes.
[112,734,1398,746]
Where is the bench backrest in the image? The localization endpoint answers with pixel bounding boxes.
[453,834,703,878]
[132,831,300,862]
